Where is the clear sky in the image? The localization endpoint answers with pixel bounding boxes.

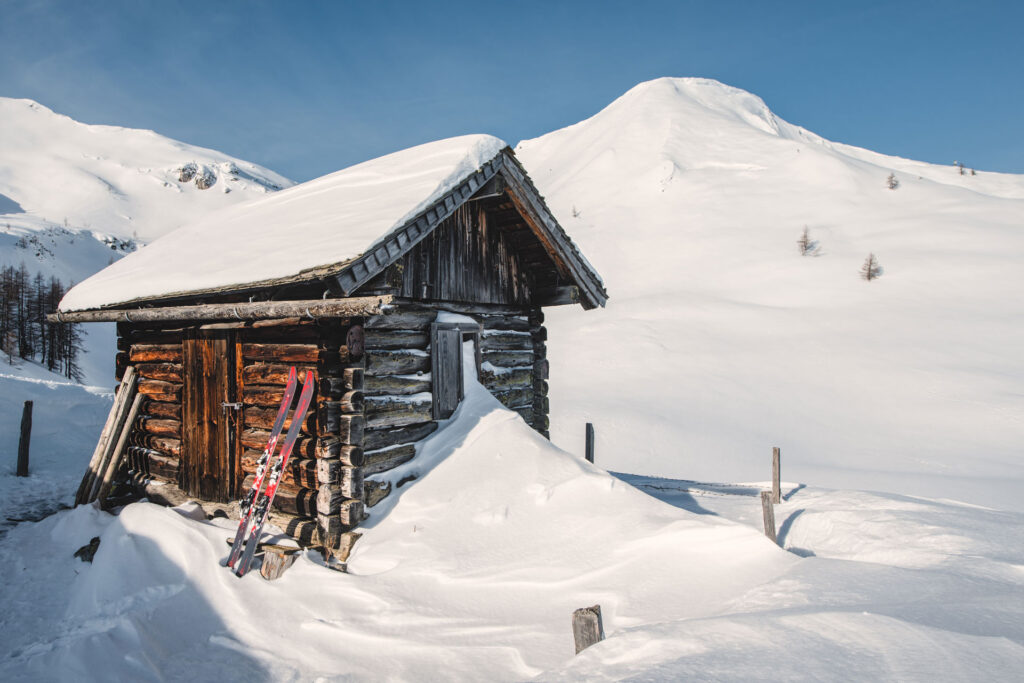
[2,0,1021,182]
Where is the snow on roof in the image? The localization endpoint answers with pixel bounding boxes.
[59,134,507,312]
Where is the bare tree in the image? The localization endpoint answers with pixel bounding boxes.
[887,173,900,190]
[860,253,883,281]
[797,226,820,256]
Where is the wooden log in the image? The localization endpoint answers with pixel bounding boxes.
[533,395,549,416]
[318,484,365,516]
[259,547,299,580]
[50,295,392,324]
[534,358,549,380]
[76,367,137,505]
[365,350,430,376]
[772,447,781,504]
[323,531,362,562]
[16,400,31,477]
[365,310,437,330]
[127,447,179,481]
[362,422,437,451]
[480,331,533,352]
[363,375,431,396]
[129,344,182,363]
[138,380,182,400]
[129,434,181,458]
[241,343,321,363]
[135,363,183,383]
[343,367,364,391]
[364,480,392,507]
[483,350,533,368]
[241,364,318,385]
[241,452,363,493]
[365,395,433,429]
[339,390,364,414]
[479,367,533,391]
[242,384,299,407]
[241,429,317,458]
[337,415,364,446]
[244,405,317,435]
[142,400,181,420]
[364,329,429,350]
[363,444,416,474]
[97,393,145,506]
[135,416,181,438]
[572,605,605,655]
[493,386,534,409]
[479,315,531,332]
[313,438,365,464]
[585,423,595,464]
[267,511,321,546]
[243,474,318,517]
[761,490,777,544]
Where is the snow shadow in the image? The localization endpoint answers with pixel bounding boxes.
[610,473,724,516]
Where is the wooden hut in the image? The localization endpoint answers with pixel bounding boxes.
[53,135,607,560]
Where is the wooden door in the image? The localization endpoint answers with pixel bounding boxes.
[181,329,238,501]
[431,325,464,419]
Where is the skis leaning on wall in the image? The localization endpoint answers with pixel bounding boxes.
[226,367,298,571]
[234,371,316,577]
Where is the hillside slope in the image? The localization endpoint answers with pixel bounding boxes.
[516,77,1024,510]
[0,97,292,243]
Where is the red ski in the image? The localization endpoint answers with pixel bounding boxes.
[226,366,297,570]
[234,371,316,577]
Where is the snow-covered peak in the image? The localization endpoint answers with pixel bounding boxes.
[0,97,294,242]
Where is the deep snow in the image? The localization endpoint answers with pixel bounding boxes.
[0,78,1022,681]
[516,77,1024,512]
[1,369,1021,680]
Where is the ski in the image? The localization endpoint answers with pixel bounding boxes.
[226,366,298,570]
[234,371,316,577]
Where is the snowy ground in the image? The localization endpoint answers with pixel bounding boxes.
[1,368,1020,681]
[517,77,1024,513]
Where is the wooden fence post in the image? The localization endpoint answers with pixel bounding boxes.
[585,423,595,464]
[16,400,32,477]
[760,490,777,544]
[772,446,781,504]
[572,604,605,654]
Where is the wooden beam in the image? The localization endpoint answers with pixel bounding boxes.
[51,295,393,324]
[535,285,580,307]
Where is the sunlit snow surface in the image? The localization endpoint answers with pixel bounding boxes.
[516,77,1024,511]
[1,373,1021,680]
[59,135,505,311]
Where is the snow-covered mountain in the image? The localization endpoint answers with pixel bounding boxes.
[0,97,292,243]
[0,97,294,385]
[517,77,1024,511]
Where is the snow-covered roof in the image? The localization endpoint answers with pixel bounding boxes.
[59,135,508,311]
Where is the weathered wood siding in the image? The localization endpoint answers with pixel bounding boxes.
[116,319,367,548]
[365,203,533,305]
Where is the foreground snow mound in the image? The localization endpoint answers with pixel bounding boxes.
[0,97,292,243]
[516,76,1024,511]
[0,377,793,681]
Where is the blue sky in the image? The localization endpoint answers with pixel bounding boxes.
[2,0,1021,181]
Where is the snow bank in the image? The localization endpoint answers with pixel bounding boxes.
[59,134,506,311]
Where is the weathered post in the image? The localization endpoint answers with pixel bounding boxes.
[572,604,605,654]
[772,446,781,504]
[585,423,595,464]
[16,400,32,477]
[760,490,777,544]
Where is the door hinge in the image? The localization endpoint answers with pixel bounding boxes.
[221,402,243,412]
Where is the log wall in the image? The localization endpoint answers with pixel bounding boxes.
[112,303,551,546]
[116,319,367,549]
